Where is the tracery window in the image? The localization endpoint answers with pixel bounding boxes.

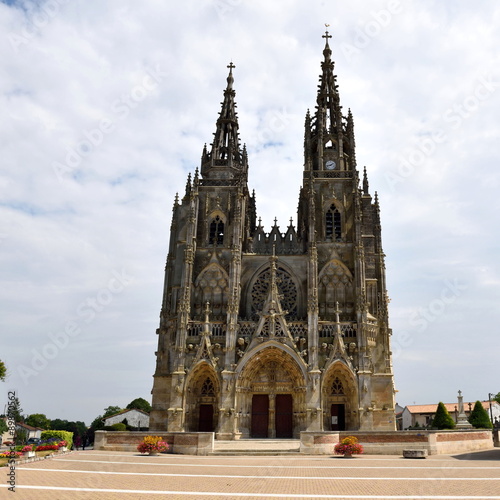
[251,267,297,319]
[194,264,229,318]
[209,215,224,245]
[200,377,215,396]
[326,204,341,241]
[331,377,344,395]
[318,260,353,319]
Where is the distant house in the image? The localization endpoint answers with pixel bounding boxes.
[402,401,500,430]
[17,423,43,440]
[395,403,405,430]
[102,409,150,429]
[0,421,43,444]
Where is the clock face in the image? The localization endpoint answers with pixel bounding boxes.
[325,160,336,170]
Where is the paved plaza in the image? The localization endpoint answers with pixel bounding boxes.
[2,449,500,499]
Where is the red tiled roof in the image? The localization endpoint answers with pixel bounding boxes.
[16,422,43,431]
[405,401,495,414]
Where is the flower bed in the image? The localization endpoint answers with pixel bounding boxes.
[35,445,59,451]
[0,451,23,458]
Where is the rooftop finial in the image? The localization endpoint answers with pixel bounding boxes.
[322,26,332,59]
[227,61,235,89]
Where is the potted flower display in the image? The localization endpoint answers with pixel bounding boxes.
[57,440,68,452]
[137,436,169,455]
[334,435,363,458]
[22,445,35,458]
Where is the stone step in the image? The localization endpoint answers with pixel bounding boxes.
[210,450,301,456]
[211,439,301,456]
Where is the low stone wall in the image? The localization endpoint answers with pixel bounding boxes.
[433,430,493,455]
[300,430,493,455]
[300,432,340,454]
[94,431,214,456]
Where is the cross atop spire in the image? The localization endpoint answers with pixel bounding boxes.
[226,61,235,89]
[322,29,332,41]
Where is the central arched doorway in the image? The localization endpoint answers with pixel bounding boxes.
[236,344,307,438]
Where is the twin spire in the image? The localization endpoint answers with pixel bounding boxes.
[202,32,356,178]
[201,62,246,179]
[315,29,342,136]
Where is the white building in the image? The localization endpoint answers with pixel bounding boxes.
[102,409,150,429]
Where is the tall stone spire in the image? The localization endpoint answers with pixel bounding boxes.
[315,29,342,136]
[201,62,247,180]
[301,31,356,175]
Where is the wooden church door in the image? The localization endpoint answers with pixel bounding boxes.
[251,395,269,438]
[275,394,293,438]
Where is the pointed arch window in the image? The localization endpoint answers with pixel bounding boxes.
[331,377,344,395]
[326,204,341,241]
[201,377,215,396]
[209,215,224,245]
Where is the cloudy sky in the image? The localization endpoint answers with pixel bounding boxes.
[1,0,499,426]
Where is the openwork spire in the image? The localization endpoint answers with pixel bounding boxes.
[210,62,241,163]
[315,30,341,135]
[201,62,248,181]
[301,32,356,175]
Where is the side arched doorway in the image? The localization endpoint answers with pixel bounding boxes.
[184,363,220,433]
[236,345,306,438]
[322,362,358,431]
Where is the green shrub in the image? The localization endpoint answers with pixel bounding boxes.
[110,423,127,431]
[14,429,27,445]
[468,401,493,429]
[431,402,456,429]
[41,430,73,449]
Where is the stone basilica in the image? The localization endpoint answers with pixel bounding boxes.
[150,33,396,439]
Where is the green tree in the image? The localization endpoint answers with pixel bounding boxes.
[90,415,105,431]
[431,402,456,429]
[51,419,87,437]
[493,392,500,405]
[50,418,69,430]
[468,401,493,429]
[26,413,51,430]
[126,398,151,413]
[14,429,27,445]
[103,406,122,417]
[0,418,8,434]
[0,360,6,381]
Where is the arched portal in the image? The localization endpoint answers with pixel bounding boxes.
[322,362,359,431]
[184,362,220,432]
[236,345,307,438]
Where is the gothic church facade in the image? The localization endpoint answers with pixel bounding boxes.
[150,34,396,438]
